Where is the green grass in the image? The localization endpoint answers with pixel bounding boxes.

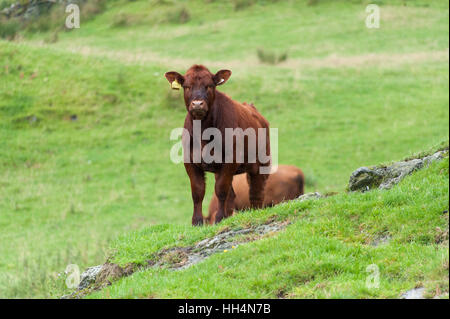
[89,156,449,298]
[0,0,448,298]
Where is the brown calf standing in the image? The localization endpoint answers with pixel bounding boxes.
[206,165,305,224]
[165,65,271,226]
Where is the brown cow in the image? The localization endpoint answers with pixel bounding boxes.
[206,165,305,224]
[165,65,271,225]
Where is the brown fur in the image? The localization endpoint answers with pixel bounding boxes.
[206,165,305,224]
[165,65,271,225]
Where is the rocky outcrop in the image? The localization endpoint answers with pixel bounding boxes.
[63,262,136,299]
[401,287,426,299]
[63,219,290,298]
[1,1,87,20]
[154,221,289,270]
[2,1,58,19]
[78,265,103,290]
[348,150,447,192]
[296,192,323,201]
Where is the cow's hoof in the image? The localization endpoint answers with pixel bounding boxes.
[192,217,204,226]
[214,214,224,224]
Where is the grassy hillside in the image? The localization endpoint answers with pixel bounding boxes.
[89,153,449,299]
[0,0,448,298]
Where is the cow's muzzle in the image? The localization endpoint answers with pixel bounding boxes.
[189,100,207,119]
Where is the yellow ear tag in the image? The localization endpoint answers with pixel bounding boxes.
[171,79,181,90]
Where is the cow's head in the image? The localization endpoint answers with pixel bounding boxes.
[165,65,231,120]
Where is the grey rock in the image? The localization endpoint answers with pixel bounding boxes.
[155,221,289,271]
[2,1,85,20]
[78,265,103,290]
[348,167,384,192]
[401,287,425,299]
[423,151,446,165]
[349,150,446,192]
[370,235,391,247]
[296,192,323,201]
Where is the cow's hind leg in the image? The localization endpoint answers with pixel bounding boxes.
[248,172,268,209]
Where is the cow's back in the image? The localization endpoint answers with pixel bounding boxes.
[235,100,270,131]
[263,165,304,206]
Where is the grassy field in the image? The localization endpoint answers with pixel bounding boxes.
[0,0,448,298]
[89,153,449,298]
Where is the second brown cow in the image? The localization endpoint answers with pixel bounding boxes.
[206,165,305,224]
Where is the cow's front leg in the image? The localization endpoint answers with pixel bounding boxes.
[214,173,236,219]
[225,185,236,218]
[214,168,235,224]
[248,172,268,209]
[185,164,205,226]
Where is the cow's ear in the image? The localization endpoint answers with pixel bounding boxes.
[213,70,231,86]
[165,71,185,90]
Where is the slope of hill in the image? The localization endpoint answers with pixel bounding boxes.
[83,148,449,299]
